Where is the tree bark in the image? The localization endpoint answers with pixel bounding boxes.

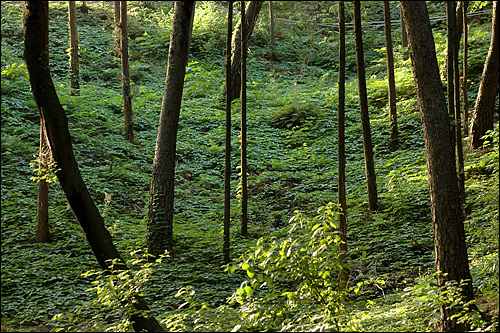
[68,0,80,96]
[399,5,408,60]
[447,1,456,149]
[462,1,469,136]
[147,1,195,257]
[384,1,399,151]
[354,1,378,211]
[454,2,465,206]
[225,0,263,102]
[401,2,475,331]
[120,1,134,143]
[24,2,164,331]
[268,0,276,61]
[467,1,499,151]
[337,1,347,288]
[113,1,121,58]
[224,0,233,264]
[240,1,248,237]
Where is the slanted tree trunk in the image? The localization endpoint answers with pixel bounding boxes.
[354,1,378,211]
[401,2,475,331]
[240,1,248,237]
[468,1,499,151]
[225,0,263,102]
[224,0,233,264]
[384,1,398,151]
[120,1,134,143]
[24,2,164,331]
[337,0,348,288]
[146,1,195,257]
[68,1,80,96]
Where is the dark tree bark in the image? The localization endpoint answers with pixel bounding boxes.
[68,0,80,96]
[146,1,195,257]
[354,1,378,211]
[224,0,233,264]
[120,1,134,143]
[447,1,457,149]
[337,0,347,287]
[23,2,164,331]
[225,0,263,102]
[400,2,475,331]
[468,1,499,151]
[399,5,408,60]
[384,1,399,151]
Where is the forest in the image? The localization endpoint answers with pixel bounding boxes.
[1,1,499,332]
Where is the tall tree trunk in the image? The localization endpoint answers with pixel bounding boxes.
[224,0,233,264]
[120,1,134,143]
[384,1,398,151]
[447,1,457,149]
[240,1,248,237]
[399,5,408,60]
[337,0,347,288]
[34,1,50,244]
[24,2,164,331]
[268,0,276,61]
[354,1,378,212]
[462,1,469,136]
[468,1,499,151]
[147,1,195,257]
[113,1,121,58]
[401,2,475,331]
[68,1,80,96]
[225,0,263,102]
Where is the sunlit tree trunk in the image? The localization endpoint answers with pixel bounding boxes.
[113,1,121,58]
[354,1,378,211]
[384,1,398,151]
[24,2,164,330]
[35,1,50,244]
[224,0,233,264]
[462,1,469,136]
[401,2,475,331]
[447,1,457,149]
[240,1,248,237]
[147,1,195,257]
[68,1,80,96]
[337,0,347,288]
[468,1,499,151]
[225,0,263,102]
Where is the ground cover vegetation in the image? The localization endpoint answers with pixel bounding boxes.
[1,1,498,331]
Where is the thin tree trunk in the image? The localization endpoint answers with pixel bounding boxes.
[337,0,347,288]
[225,0,263,102]
[401,2,475,331]
[462,1,469,136]
[224,0,233,264]
[384,1,398,151]
[147,1,195,257]
[113,1,121,58]
[240,1,248,237]
[447,1,456,149]
[400,5,408,60]
[120,1,134,143]
[454,2,465,206]
[68,1,80,96]
[268,0,276,61]
[354,1,378,212]
[24,2,164,331]
[468,1,499,151]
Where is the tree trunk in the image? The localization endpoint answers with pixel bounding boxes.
[354,1,378,212]
[400,2,475,331]
[462,1,469,136]
[454,2,465,206]
[399,5,408,60]
[225,0,263,102]
[240,1,248,237]
[35,119,51,243]
[224,0,233,264]
[68,1,80,96]
[268,0,276,61]
[384,1,398,151]
[467,1,499,151]
[113,1,121,58]
[23,2,164,331]
[447,1,456,149]
[120,1,134,143]
[147,1,195,257]
[337,0,347,288]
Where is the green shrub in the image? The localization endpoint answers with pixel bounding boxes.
[269,102,324,129]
